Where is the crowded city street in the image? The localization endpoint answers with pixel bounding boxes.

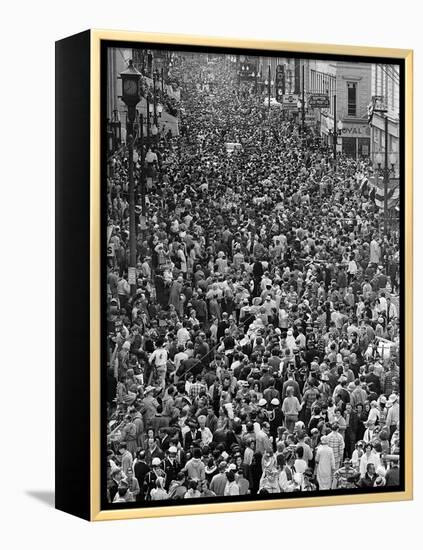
[105,51,401,504]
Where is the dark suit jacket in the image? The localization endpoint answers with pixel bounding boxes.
[345,411,359,437]
[365,373,381,394]
[184,429,201,450]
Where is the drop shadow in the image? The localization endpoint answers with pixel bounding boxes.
[26,490,55,508]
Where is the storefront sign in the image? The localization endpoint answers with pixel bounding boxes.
[308,93,330,108]
[340,124,371,137]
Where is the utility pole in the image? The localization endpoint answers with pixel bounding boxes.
[127,134,136,296]
[139,113,147,243]
[146,96,151,139]
[268,65,271,117]
[333,93,337,169]
[302,63,305,137]
[384,114,389,236]
[153,72,158,127]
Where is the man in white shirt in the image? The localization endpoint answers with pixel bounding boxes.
[198,415,213,447]
[149,339,168,389]
[176,322,190,347]
[386,297,398,323]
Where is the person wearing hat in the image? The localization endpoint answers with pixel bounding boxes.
[268,397,283,447]
[144,457,166,499]
[163,446,181,491]
[263,377,279,404]
[331,458,359,489]
[257,397,268,409]
[363,417,378,444]
[318,372,331,404]
[386,393,400,438]
[141,385,159,429]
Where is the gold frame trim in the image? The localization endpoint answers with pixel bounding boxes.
[90,29,413,521]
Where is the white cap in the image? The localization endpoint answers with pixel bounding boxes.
[152,457,161,466]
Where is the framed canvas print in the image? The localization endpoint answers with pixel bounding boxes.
[55,30,413,521]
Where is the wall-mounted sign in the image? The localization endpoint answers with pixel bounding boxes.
[308,93,330,108]
[339,123,371,137]
[372,95,388,113]
[304,113,316,125]
[282,94,299,110]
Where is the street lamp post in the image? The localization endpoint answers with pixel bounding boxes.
[268,65,271,113]
[268,66,271,115]
[301,64,305,136]
[264,66,274,118]
[383,115,389,236]
[153,71,158,127]
[138,112,147,242]
[146,95,151,140]
[333,94,337,169]
[119,59,142,296]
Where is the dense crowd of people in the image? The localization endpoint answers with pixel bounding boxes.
[105,53,401,505]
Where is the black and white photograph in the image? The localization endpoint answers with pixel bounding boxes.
[104,44,404,508]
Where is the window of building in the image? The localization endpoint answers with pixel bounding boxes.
[347,82,357,116]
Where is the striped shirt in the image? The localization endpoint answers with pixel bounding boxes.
[327,431,345,470]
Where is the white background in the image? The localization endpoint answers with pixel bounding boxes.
[0,0,421,547]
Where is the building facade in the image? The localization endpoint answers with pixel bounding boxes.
[370,63,400,176]
[336,61,372,158]
[311,61,372,159]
